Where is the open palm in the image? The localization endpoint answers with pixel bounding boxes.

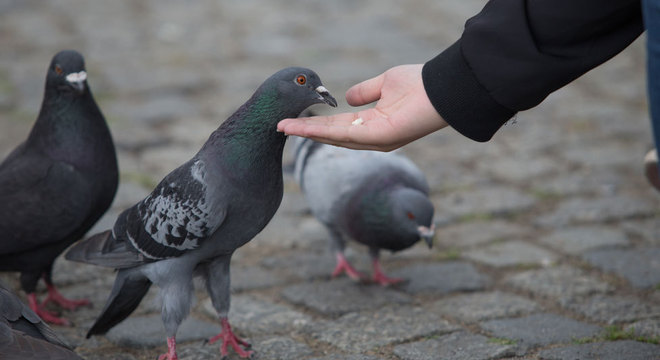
[277,64,448,151]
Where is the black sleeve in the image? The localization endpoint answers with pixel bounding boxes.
[422,0,644,142]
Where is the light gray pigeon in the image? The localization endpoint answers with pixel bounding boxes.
[66,67,336,359]
[0,281,83,360]
[0,50,118,325]
[293,137,435,286]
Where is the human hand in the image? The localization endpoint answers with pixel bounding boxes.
[277,64,448,151]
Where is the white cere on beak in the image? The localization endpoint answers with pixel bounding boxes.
[66,71,87,83]
[315,85,329,94]
[417,224,436,237]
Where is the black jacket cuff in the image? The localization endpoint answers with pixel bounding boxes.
[422,40,515,142]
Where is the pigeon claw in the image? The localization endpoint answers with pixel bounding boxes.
[157,337,178,360]
[372,272,405,286]
[42,284,91,310]
[210,318,253,358]
[372,259,405,287]
[27,293,71,326]
[332,253,366,282]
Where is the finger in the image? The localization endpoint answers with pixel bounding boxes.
[305,135,407,152]
[345,73,385,106]
[278,112,361,132]
[283,116,400,149]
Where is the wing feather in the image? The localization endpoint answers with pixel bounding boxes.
[119,159,225,260]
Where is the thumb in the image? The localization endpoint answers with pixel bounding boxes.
[345,72,385,107]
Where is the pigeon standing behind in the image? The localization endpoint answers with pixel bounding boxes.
[66,67,336,359]
[293,138,435,285]
[0,50,119,325]
[0,281,82,360]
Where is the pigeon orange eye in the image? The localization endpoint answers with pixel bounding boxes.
[54,65,63,75]
[407,212,415,220]
[296,75,307,85]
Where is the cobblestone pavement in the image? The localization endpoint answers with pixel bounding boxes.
[1,1,659,359]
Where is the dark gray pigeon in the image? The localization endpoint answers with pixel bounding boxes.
[293,138,435,285]
[0,50,118,325]
[0,281,82,360]
[66,67,336,359]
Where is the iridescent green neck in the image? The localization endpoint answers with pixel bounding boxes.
[206,86,292,174]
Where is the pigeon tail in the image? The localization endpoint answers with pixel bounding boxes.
[87,270,151,338]
[65,230,144,269]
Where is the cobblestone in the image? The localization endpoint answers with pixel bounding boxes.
[429,291,540,323]
[582,246,660,288]
[202,295,312,336]
[393,331,516,360]
[463,240,557,268]
[308,306,459,352]
[538,226,630,254]
[538,340,660,360]
[390,262,490,294]
[105,315,222,348]
[480,313,602,347]
[281,279,411,317]
[535,195,656,228]
[504,265,613,302]
[624,319,660,339]
[564,294,660,324]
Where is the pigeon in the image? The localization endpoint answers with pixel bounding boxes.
[0,281,83,360]
[66,67,336,359]
[292,137,435,286]
[0,50,119,325]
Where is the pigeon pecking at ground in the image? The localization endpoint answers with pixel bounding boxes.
[66,67,336,359]
[0,281,83,360]
[292,137,435,286]
[0,50,119,325]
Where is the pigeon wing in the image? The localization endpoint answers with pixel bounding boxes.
[0,152,94,255]
[0,282,71,349]
[119,159,226,261]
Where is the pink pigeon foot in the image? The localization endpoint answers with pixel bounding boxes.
[41,283,91,310]
[209,317,253,358]
[27,293,70,326]
[372,259,404,286]
[157,337,178,360]
[331,252,366,281]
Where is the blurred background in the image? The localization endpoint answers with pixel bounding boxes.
[0,1,658,359]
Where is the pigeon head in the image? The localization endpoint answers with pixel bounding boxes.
[390,187,436,249]
[46,50,88,96]
[351,186,436,252]
[267,67,337,112]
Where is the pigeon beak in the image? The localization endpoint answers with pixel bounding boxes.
[66,71,87,94]
[315,86,337,107]
[418,224,436,249]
